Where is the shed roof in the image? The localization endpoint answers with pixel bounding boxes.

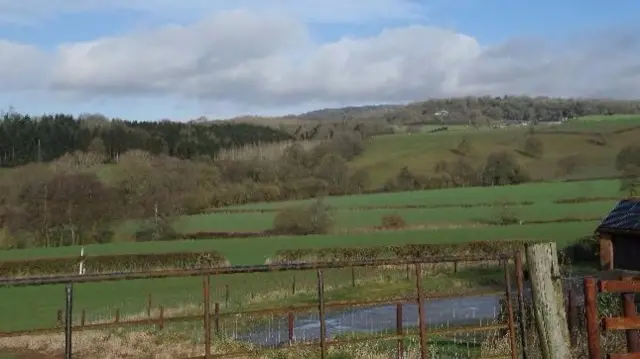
[597,199,640,233]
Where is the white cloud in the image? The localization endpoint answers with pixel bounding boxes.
[0,8,639,115]
[0,40,48,90]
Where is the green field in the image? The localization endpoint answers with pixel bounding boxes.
[227,178,620,210]
[0,177,617,338]
[1,115,634,357]
[172,200,613,233]
[351,115,640,186]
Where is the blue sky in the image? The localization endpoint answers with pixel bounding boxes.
[0,0,639,121]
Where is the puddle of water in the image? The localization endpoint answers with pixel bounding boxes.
[235,294,503,347]
[234,277,583,348]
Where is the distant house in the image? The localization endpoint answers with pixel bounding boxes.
[596,199,640,271]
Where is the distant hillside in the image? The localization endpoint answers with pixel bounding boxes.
[228,96,640,140]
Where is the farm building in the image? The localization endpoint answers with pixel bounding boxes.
[596,199,640,271]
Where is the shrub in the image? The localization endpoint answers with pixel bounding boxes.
[481,151,530,186]
[524,136,544,158]
[491,204,521,225]
[560,235,599,265]
[272,198,333,235]
[134,218,177,242]
[381,213,407,229]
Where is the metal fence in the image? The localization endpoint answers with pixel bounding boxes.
[0,255,526,359]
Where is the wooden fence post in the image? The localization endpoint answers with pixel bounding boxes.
[621,276,640,352]
[203,276,211,359]
[525,242,571,359]
[396,303,404,359]
[584,277,600,359]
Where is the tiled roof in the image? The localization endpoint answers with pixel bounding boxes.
[597,199,640,232]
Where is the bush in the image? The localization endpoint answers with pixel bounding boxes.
[134,218,177,242]
[272,198,333,235]
[524,136,544,158]
[491,205,521,225]
[381,213,407,229]
[0,251,228,276]
[481,151,530,186]
[270,240,541,263]
[560,235,599,265]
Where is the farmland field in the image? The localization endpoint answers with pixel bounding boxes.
[1,112,637,357]
[0,176,620,339]
[351,115,640,186]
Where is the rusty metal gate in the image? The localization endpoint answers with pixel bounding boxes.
[0,254,527,359]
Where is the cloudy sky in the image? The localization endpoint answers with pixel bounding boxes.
[1,0,639,121]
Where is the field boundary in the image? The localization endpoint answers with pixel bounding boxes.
[0,255,525,359]
[206,194,626,214]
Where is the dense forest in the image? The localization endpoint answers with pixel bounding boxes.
[0,112,292,168]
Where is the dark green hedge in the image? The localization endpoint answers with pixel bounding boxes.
[0,251,228,277]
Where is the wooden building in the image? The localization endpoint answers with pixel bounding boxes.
[596,199,640,271]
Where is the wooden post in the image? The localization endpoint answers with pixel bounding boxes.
[214,302,220,336]
[415,263,427,359]
[525,242,571,359]
[292,275,296,295]
[515,252,529,358]
[621,276,640,352]
[147,294,152,317]
[203,276,211,359]
[599,233,614,271]
[351,267,356,287]
[317,269,327,359]
[57,309,63,327]
[396,303,404,359]
[584,277,600,359]
[159,305,164,330]
[288,312,294,345]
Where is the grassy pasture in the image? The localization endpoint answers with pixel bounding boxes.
[228,178,620,210]
[3,220,598,264]
[350,115,640,186]
[0,177,619,339]
[170,200,615,234]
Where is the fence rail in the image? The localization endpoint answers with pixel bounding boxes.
[584,276,640,359]
[0,254,524,359]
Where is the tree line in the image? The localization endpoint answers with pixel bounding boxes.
[0,130,368,249]
[2,96,640,250]
[0,112,292,168]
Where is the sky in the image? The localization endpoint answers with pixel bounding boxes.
[1,0,639,121]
